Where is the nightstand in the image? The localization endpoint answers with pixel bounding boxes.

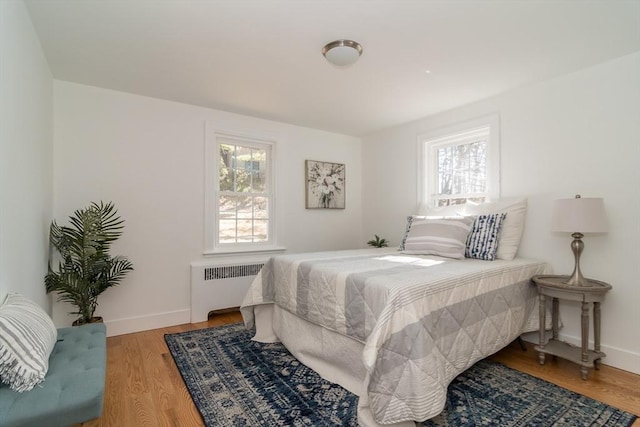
[531,275,611,380]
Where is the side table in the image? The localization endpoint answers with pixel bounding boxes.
[531,275,611,380]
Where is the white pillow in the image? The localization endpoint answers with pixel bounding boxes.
[402,216,475,259]
[417,203,465,217]
[463,198,527,260]
[0,293,58,392]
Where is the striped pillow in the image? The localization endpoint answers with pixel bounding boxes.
[465,213,508,260]
[401,216,475,259]
[0,293,58,392]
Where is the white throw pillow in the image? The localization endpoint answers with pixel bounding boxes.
[402,216,475,259]
[417,203,465,217]
[0,293,58,392]
[463,198,527,260]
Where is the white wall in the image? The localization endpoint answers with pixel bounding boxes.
[53,81,362,335]
[362,52,640,374]
[11,0,637,374]
[0,1,53,308]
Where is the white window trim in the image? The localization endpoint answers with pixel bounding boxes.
[416,114,501,209]
[204,122,285,256]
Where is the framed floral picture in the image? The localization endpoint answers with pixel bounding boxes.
[305,160,345,209]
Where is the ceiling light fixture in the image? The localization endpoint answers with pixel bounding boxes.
[322,40,363,67]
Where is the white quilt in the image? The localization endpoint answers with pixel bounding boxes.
[241,249,549,425]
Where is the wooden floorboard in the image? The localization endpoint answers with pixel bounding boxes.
[94,311,640,426]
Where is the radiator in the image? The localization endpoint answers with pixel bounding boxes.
[190,260,265,323]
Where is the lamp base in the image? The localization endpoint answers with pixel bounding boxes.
[564,272,588,286]
[564,232,589,286]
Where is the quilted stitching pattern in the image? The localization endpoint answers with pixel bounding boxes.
[241,249,549,424]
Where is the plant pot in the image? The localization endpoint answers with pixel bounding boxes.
[72,316,104,326]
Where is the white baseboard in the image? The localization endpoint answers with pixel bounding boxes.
[521,332,640,375]
[103,311,639,375]
[104,309,191,337]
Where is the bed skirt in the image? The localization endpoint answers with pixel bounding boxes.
[253,304,423,427]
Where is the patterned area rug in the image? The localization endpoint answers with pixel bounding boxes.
[165,323,637,426]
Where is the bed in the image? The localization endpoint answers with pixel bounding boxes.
[241,247,549,426]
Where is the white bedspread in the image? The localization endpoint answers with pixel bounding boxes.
[241,249,549,425]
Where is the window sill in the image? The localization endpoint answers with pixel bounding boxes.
[203,245,287,257]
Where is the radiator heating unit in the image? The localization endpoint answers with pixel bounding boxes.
[190,260,265,323]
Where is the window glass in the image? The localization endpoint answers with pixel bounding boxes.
[207,131,275,251]
[420,116,499,208]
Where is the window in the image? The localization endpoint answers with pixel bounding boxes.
[419,115,500,208]
[205,126,278,253]
[218,141,269,243]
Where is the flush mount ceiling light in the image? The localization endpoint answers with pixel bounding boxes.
[322,39,363,67]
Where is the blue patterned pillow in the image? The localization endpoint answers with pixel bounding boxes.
[465,213,507,260]
[399,216,418,251]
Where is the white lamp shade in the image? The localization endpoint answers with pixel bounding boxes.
[551,197,608,233]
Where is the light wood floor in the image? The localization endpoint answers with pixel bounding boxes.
[92,311,640,426]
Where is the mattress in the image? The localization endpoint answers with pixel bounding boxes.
[241,248,549,426]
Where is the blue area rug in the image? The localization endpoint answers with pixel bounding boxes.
[165,323,637,426]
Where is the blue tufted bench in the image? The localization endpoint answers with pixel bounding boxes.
[0,323,106,427]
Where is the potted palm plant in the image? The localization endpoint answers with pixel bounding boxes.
[45,201,134,325]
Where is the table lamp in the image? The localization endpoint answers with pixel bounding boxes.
[551,195,607,286]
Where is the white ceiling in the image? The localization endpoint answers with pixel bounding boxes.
[25,0,640,136]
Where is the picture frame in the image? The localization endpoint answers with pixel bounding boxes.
[305,160,345,209]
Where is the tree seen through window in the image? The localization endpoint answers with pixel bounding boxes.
[218,143,269,244]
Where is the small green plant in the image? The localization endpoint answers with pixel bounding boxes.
[367,234,389,248]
